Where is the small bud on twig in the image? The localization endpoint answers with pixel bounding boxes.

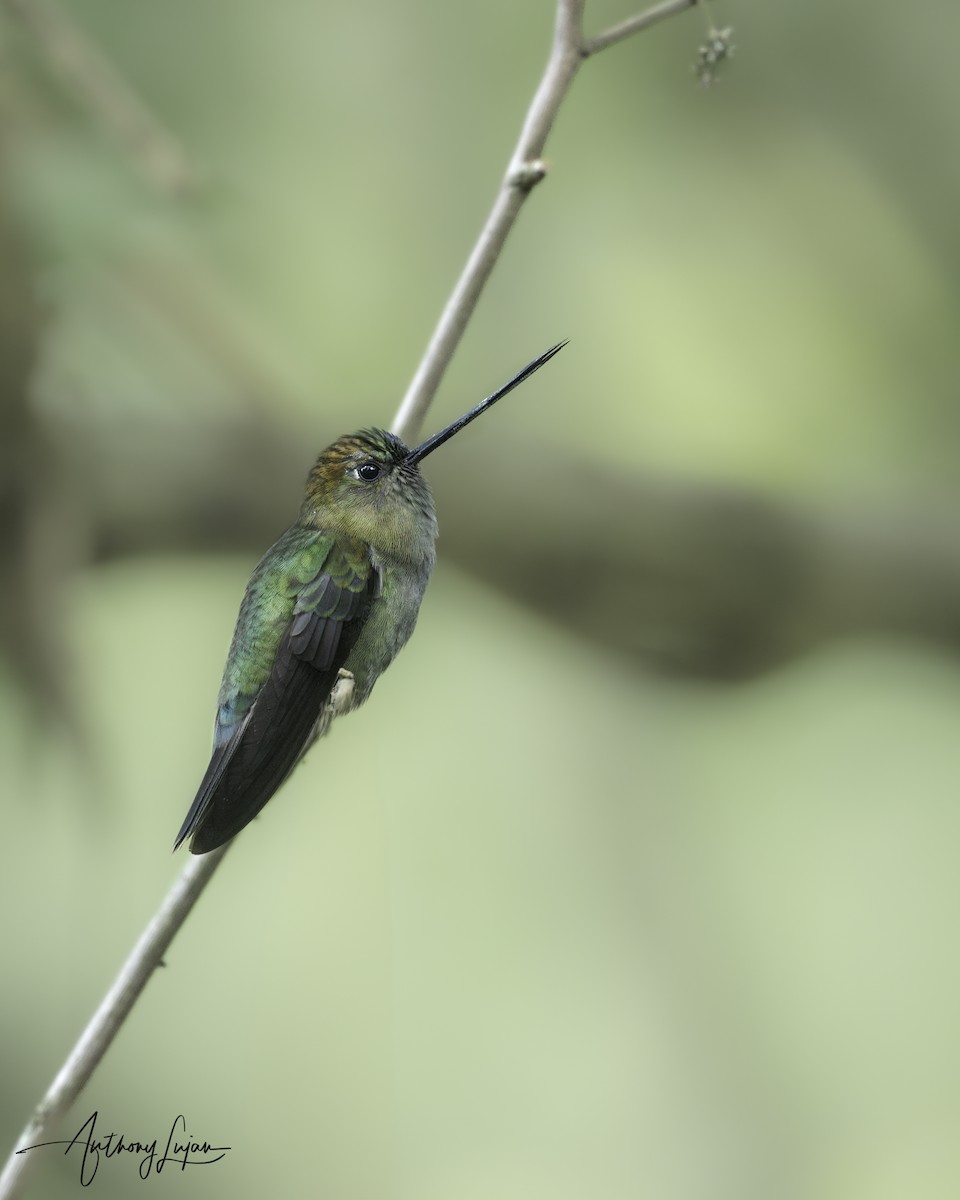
[508,158,549,193]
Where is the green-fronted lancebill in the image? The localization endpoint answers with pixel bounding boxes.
[174,342,566,854]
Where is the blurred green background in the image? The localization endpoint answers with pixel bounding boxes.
[2,0,960,1197]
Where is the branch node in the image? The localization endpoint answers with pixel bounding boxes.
[507,158,548,193]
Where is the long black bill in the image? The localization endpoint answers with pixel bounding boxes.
[405,340,568,466]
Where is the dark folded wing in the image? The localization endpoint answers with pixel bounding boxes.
[175,544,376,853]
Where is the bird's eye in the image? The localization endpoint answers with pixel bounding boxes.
[356,462,382,481]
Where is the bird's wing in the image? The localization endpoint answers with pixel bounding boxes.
[175,533,377,853]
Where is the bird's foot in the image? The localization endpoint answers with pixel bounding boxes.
[330,668,355,716]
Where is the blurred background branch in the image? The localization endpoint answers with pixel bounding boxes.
[1,0,196,194]
[71,421,960,679]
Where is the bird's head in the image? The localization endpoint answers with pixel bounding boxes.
[298,341,567,559]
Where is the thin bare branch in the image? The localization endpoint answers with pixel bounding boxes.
[2,0,196,195]
[583,0,699,58]
[0,848,228,1200]
[391,0,699,444]
[391,0,585,443]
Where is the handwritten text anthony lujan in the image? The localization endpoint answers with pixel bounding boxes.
[18,1111,231,1185]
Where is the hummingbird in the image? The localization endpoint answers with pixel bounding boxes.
[174,341,566,854]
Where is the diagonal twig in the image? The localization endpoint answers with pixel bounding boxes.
[583,0,698,58]
[392,0,701,444]
[0,847,228,1199]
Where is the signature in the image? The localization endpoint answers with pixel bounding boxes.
[17,1111,231,1186]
